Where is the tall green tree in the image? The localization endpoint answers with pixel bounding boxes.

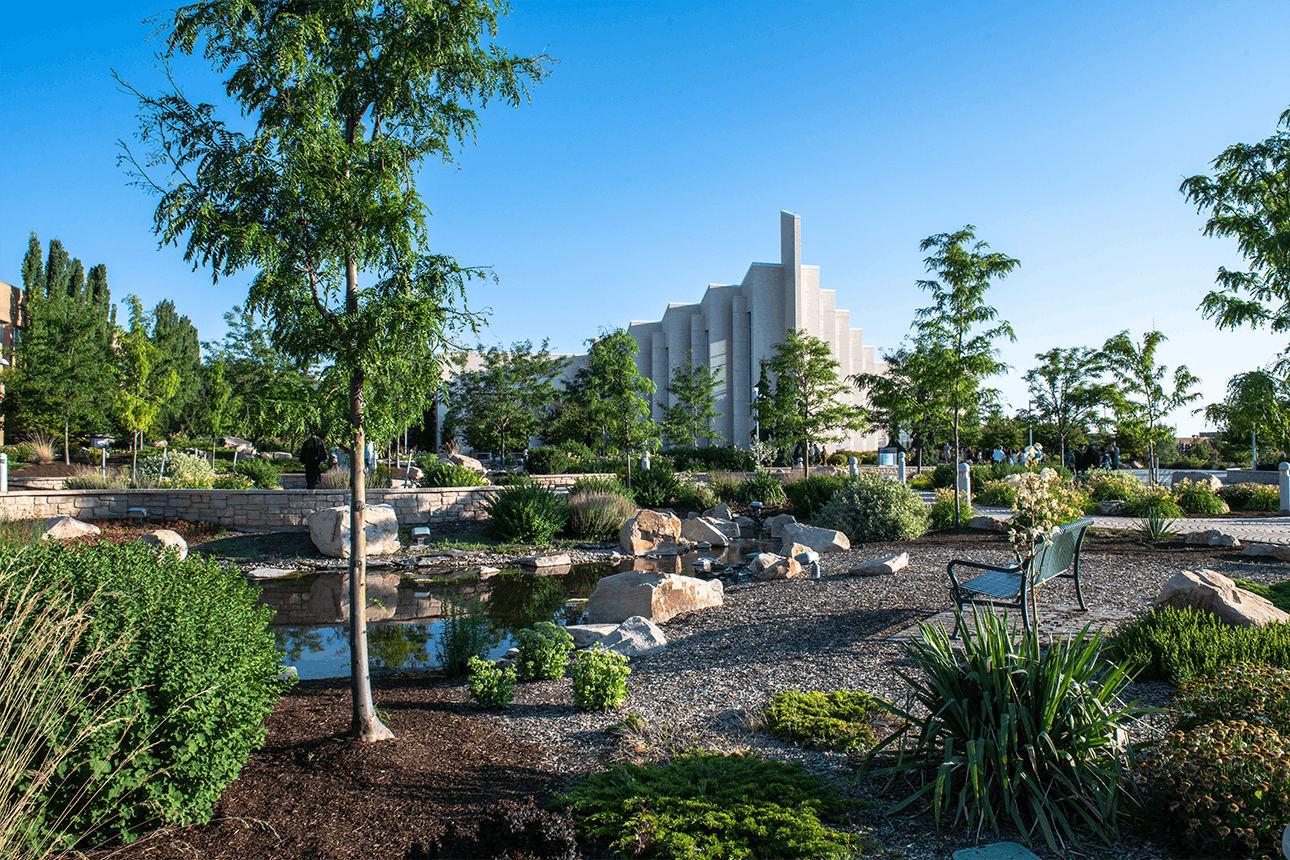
[850,337,954,471]
[5,234,116,458]
[150,299,203,435]
[660,354,720,448]
[444,340,568,461]
[113,296,181,476]
[1203,368,1290,467]
[121,0,546,742]
[1181,106,1290,368]
[1024,346,1107,466]
[755,328,868,479]
[582,328,657,485]
[912,226,1018,525]
[1100,330,1201,484]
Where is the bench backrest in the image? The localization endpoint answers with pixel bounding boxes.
[1029,517,1093,585]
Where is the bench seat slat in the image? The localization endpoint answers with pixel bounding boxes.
[958,569,1025,600]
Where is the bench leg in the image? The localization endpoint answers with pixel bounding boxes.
[1073,574,1088,612]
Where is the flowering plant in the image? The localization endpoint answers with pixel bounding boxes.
[1008,469,1086,551]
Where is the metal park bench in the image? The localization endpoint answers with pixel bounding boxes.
[947,517,1094,636]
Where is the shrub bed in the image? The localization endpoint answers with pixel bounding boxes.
[815,471,928,542]
[484,485,568,544]
[783,474,850,520]
[1103,606,1290,685]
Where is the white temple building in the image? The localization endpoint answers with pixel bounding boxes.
[626,211,886,452]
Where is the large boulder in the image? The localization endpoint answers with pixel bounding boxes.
[1097,500,1129,515]
[780,522,850,555]
[40,516,100,541]
[1243,543,1290,562]
[850,552,909,577]
[220,436,256,454]
[765,513,797,538]
[680,516,730,546]
[1185,529,1240,548]
[1155,568,1289,628]
[597,616,669,657]
[307,504,401,558]
[703,503,734,521]
[1169,471,1222,491]
[136,529,188,561]
[586,570,723,624]
[620,509,683,556]
[755,554,802,580]
[447,454,486,475]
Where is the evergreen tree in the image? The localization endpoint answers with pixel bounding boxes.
[150,299,203,435]
[20,233,43,301]
[660,354,720,448]
[43,240,69,300]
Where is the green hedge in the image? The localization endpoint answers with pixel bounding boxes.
[9,542,286,846]
[660,446,757,472]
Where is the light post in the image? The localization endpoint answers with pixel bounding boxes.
[1027,398,1035,449]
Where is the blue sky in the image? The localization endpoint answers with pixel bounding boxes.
[3,0,1289,434]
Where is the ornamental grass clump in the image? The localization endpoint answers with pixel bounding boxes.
[764,689,882,752]
[815,471,928,543]
[1124,484,1183,518]
[566,489,634,541]
[1171,478,1229,514]
[556,751,866,860]
[871,608,1141,853]
[1136,720,1290,859]
[1081,467,1144,502]
[735,470,787,504]
[974,479,1017,507]
[928,488,973,529]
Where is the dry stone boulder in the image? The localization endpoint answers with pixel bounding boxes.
[447,454,486,475]
[1169,471,1222,491]
[680,516,730,546]
[136,529,188,561]
[308,504,401,558]
[565,623,618,649]
[597,616,668,657]
[1185,529,1240,548]
[1243,543,1290,562]
[40,516,101,541]
[586,570,723,624]
[1155,568,1289,628]
[780,522,849,554]
[968,515,1004,531]
[1097,500,1129,515]
[620,509,683,556]
[850,552,909,576]
[518,552,572,567]
[765,513,797,538]
[220,436,256,453]
[338,572,402,622]
[703,503,734,521]
[755,554,803,580]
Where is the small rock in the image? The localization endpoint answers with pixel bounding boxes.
[517,552,572,567]
[968,515,1004,531]
[136,529,188,561]
[597,615,668,657]
[565,623,618,648]
[40,515,101,541]
[850,552,910,576]
[245,566,299,580]
[1186,529,1240,548]
[756,555,803,580]
[734,515,755,528]
[1097,500,1128,515]
[703,503,733,520]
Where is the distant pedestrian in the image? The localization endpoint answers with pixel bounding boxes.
[299,431,327,490]
[1107,440,1121,469]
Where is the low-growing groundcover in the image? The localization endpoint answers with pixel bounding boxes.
[556,751,872,859]
[764,689,883,751]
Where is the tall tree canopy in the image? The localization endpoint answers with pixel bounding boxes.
[1181,106,1290,368]
[912,226,1017,523]
[121,0,548,742]
[581,328,657,483]
[1024,346,1107,466]
[1100,330,1200,483]
[444,340,568,462]
[851,337,954,469]
[1203,368,1290,466]
[660,354,720,449]
[755,328,868,478]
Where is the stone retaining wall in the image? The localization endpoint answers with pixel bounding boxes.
[0,473,616,531]
[1225,469,1282,486]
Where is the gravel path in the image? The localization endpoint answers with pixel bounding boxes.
[468,535,1289,859]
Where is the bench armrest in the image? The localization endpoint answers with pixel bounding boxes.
[947,558,1024,590]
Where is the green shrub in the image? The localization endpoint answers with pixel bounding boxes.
[556,751,863,860]
[212,473,255,489]
[419,459,484,488]
[734,470,787,504]
[873,608,1140,853]
[764,689,881,751]
[631,462,681,507]
[1103,606,1290,685]
[135,451,217,489]
[484,485,568,544]
[1136,720,1290,858]
[570,645,630,710]
[783,474,850,520]
[436,594,498,677]
[1220,481,1280,511]
[929,463,955,488]
[1171,478,1229,514]
[525,446,580,475]
[570,474,628,495]
[514,622,573,681]
[1079,467,1144,502]
[488,472,535,487]
[662,446,756,472]
[6,542,285,847]
[907,472,934,490]
[929,488,973,529]
[1124,484,1183,518]
[466,656,516,709]
[234,457,281,489]
[815,471,929,543]
[1170,663,1290,734]
[706,471,743,502]
[567,489,635,541]
[673,479,718,513]
[974,479,1016,507]
[0,442,36,463]
[1234,577,1290,612]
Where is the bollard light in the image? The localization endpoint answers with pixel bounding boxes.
[1279,462,1289,516]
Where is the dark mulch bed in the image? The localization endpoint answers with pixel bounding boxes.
[94,675,558,860]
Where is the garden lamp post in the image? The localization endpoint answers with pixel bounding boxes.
[1028,398,1035,448]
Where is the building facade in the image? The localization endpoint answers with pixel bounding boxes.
[626,211,886,451]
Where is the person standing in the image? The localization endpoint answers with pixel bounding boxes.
[299,431,327,490]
